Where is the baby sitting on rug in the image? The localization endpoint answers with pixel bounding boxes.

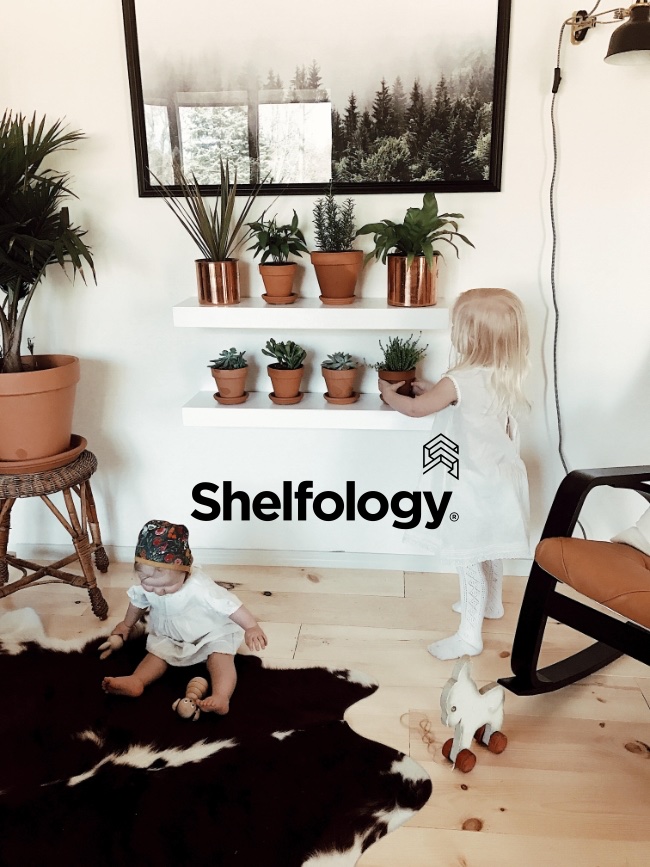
[102,519,267,714]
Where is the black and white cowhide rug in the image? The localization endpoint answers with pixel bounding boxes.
[0,609,431,866]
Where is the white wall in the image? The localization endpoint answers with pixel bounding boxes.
[3,1,649,569]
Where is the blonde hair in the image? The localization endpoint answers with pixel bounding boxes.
[449,288,530,416]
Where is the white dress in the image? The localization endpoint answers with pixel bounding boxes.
[127,568,245,666]
[407,367,530,565]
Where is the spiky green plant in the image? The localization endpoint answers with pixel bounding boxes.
[356,192,473,270]
[0,112,95,374]
[247,210,308,264]
[152,159,264,261]
[208,348,247,370]
[262,338,307,370]
[322,352,358,371]
[373,334,428,372]
[312,189,356,252]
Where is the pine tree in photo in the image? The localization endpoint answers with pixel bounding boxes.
[331,107,346,162]
[361,135,411,182]
[343,93,359,143]
[406,79,430,161]
[372,78,395,139]
[307,60,322,89]
[262,69,283,90]
[181,105,251,184]
[392,76,408,136]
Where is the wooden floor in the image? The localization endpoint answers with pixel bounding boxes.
[1,559,649,866]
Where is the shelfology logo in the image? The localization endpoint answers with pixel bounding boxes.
[191,438,460,532]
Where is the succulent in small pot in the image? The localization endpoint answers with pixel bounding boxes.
[373,334,428,401]
[321,352,361,404]
[262,338,307,404]
[208,348,249,404]
[311,189,362,305]
[356,192,473,307]
[247,211,309,304]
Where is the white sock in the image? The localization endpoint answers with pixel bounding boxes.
[451,559,504,618]
[429,561,488,660]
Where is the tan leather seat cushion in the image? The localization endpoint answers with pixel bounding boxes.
[535,538,650,630]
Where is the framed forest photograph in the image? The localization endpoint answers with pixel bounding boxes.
[122,0,511,196]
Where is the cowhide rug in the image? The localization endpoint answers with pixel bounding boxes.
[0,609,431,866]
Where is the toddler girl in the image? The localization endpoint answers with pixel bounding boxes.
[102,519,267,714]
[379,288,531,660]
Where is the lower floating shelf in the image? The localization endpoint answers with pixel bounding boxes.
[182,391,432,430]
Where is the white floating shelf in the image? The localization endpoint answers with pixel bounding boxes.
[173,296,449,330]
[182,390,433,430]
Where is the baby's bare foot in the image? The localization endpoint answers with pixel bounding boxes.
[197,694,230,715]
[102,675,145,697]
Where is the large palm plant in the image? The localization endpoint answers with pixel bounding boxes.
[0,112,95,374]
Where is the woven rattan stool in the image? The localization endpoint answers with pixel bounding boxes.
[0,450,109,619]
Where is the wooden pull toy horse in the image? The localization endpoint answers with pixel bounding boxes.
[172,676,209,721]
[440,656,507,773]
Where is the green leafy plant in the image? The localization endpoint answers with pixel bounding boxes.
[0,112,95,374]
[208,348,248,370]
[322,352,359,371]
[152,159,264,261]
[356,192,473,270]
[373,334,428,371]
[262,338,307,369]
[312,188,357,252]
[247,211,308,264]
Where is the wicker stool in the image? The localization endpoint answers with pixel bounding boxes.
[0,450,109,620]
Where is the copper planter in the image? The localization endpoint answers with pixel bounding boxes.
[387,254,438,307]
[196,259,240,305]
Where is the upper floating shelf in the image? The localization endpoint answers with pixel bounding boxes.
[173,296,449,330]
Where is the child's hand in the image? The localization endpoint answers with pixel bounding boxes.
[244,625,268,652]
[378,378,404,397]
[411,379,434,395]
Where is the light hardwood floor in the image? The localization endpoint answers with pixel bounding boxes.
[1,559,649,866]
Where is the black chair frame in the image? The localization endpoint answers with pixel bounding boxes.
[499,466,650,696]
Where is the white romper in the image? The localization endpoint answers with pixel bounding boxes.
[408,367,530,565]
[127,568,245,666]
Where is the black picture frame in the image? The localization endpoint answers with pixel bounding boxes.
[121,0,511,197]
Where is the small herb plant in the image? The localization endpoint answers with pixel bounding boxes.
[247,211,309,264]
[356,192,473,270]
[312,189,357,252]
[208,348,248,370]
[262,338,307,369]
[374,334,428,371]
[322,352,359,371]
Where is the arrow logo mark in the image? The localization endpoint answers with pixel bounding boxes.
[423,434,459,479]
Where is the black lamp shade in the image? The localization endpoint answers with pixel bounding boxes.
[605,3,650,65]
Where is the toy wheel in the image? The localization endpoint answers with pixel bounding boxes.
[442,738,453,761]
[474,725,486,743]
[487,731,508,754]
[455,749,476,773]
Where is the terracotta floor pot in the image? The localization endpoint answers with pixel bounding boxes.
[0,355,80,461]
[322,366,357,400]
[267,364,304,400]
[311,251,363,304]
[378,367,416,402]
[210,367,248,399]
[387,254,438,307]
[259,263,297,299]
[196,259,240,305]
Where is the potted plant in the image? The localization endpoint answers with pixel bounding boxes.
[261,338,307,404]
[247,211,308,305]
[310,189,362,305]
[321,352,361,404]
[356,192,473,307]
[373,334,428,401]
[0,111,95,462]
[153,159,264,306]
[208,348,249,405]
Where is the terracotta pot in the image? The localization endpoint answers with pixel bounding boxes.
[210,367,248,400]
[259,263,297,300]
[310,251,363,304]
[267,364,304,400]
[0,355,80,461]
[196,259,240,305]
[322,366,357,400]
[387,254,438,307]
[378,367,416,402]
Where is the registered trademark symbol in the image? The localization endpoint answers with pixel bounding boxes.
[450,512,459,522]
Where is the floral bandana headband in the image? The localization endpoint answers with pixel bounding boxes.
[134,519,193,572]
